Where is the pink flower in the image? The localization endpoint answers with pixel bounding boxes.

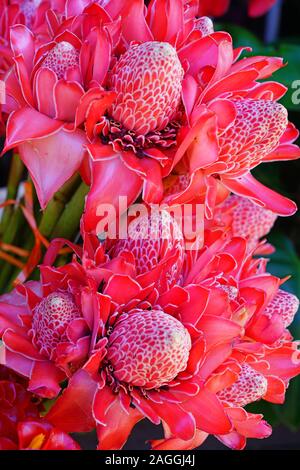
[107,208,185,293]
[81,0,238,232]
[2,2,117,208]
[166,91,300,217]
[35,211,299,449]
[0,264,97,398]
[45,281,237,449]
[0,0,62,77]
[82,0,299,233]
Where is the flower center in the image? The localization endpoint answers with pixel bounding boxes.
[217,364,267,407]
[107,310,191,389]
[264,289,299,328]
[111,209,184,286]
[110,41,184,136]
[99,117,180,156]
[31,291,81,358]
[42,41,79,80]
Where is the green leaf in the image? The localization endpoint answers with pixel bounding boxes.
[216,24,300,111]
[267,233,300,301]
[274,43,300,111]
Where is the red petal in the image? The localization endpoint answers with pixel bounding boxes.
[104,274,141,304]
[46,369,97,432]
[151,430,208,450]
[10,25,34,73]
[34,68,57,118]
[54,81,84,122]
[184,388,232,434]
[149,401,196,441]
[3,107,63,153]
[222,173,297,216]
[83,150,142,234]
[97,400,142,450]
[28,361,64,399]
[197,315,242,349]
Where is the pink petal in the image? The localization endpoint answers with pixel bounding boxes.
[3,107,63,152]
[10,25,34,73]
[28,361,64,399]
[119,0,153,43]
[83,150,142,234]
[197,315,242,349]
[150,401,196,441]
[263,144,300,162]
[54,80,84,122]
[173,109,218,170]
[184,388,232,434]
[34,68,57,118]
[151,430,208,450]
[104,274,141,304]
[147,0,184,44]
[19,128,87,208]
[222,173,297,216]
[93,386,116,425]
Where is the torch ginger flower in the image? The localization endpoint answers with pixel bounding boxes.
[2,2,118,208]
[0,210,299,449]
[212,195,278,254]
[32,212,299,450]
[0,264,98,398]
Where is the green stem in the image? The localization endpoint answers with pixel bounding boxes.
[6,175,82,287]
[51,182,89,240]
[38,173,81,238]
[0,154,24,235]
[0,205,26,292]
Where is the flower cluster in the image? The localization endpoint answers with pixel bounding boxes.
[0,0,299,451]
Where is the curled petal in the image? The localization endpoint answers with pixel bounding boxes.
[19,128,87,208]
[222,173,297,216]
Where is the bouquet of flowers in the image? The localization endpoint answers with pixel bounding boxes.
[0,0,299,451]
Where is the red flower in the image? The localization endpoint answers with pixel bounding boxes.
[0,262,98,398]
[2,2,117,207]
[81,0,299,233]
[0,365,80,449]
[0,0,63,77]
[36,211,299,449]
